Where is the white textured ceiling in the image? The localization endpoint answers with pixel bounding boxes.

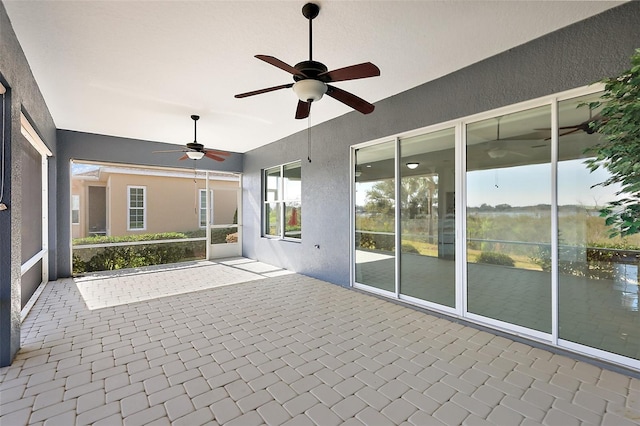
[3,1,624,153]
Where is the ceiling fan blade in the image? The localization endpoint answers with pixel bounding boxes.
[319,62,380,83]
[153,149,186,153]
[544,127,582,141]
[295,100,311,120]
[559,128,582,137]
[204,151,227,162]
[536,125,584,131]
[178,154,189,161]
[558,125,583,130]
[235,83,293,98]
[204,149,231,157]
[326,85,375,114]
[256,55,307,78]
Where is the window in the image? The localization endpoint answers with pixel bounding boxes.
[199,189,213,228]
[264,161,301,240]
[71,195,80,225]
[127,186,146,230]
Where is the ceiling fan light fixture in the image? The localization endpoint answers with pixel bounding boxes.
[293,79,327,102]
[406,162,419,169]
[186,151,205,160]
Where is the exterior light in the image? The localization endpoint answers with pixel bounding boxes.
[406,162,419,169]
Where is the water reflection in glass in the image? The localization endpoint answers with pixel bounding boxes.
[466,106,552,332]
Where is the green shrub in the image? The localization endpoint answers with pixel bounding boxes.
[72,253,86,275]
[401,244,419,254]
[476,251,515,267]
[359,233,376,250]
[73,240,205,274]
[73,232,191,246]
[357,232,395,252]
[182,229,206,238]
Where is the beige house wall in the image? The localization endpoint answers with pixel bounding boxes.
[71,167,239,239]
[108,174,237,236]
[212,188,238,225]
[71,178,107,239]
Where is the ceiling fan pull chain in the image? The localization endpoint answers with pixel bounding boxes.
[307,109,312,163]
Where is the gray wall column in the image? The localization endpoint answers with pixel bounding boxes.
[0,80,17,367]
[0,2,57,366]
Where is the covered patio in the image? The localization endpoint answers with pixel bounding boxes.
[1,259,639,425]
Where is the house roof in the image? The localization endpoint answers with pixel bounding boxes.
[71,162,240,181]
[3,1,625,153]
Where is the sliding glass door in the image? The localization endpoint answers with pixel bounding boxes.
[351,87,640,368]
[466,106,552,333]
[354,141,396,293]
[399,128,456,308]
[557,94,640,360]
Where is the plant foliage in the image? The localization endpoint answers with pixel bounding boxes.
[73,240,205,274]
[72,231,204,246]
[585,48,640,237]
[72,231,208,274]
[476,251,515,267]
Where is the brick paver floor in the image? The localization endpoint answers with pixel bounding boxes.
[2,258,640,425]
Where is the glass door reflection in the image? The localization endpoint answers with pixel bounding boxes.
[354,141,396,292]
[466,106,552,333]
[400,128,456,307]
[557,93,640,360]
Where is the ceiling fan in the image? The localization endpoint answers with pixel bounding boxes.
[539,111,603,140]
[154,115,230,161]
[485,117,529,159]
[235,2,380,119]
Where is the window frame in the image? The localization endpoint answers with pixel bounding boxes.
[71,194,80,225]
[263,160,302,241]
[127,185,146,231]
[199,189,214,228]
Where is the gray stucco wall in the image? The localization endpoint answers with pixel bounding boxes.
[56,129,243,277]
[0,2,57,366]
[242,2,640,287]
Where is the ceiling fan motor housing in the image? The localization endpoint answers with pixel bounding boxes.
[186,142,204,152]
[293,60,328,102]
[294,61,328,80]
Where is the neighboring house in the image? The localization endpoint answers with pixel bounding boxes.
[71,164,239,239]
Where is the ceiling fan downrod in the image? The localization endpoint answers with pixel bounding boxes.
[302,3,320,61]
[191,114,199,143]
